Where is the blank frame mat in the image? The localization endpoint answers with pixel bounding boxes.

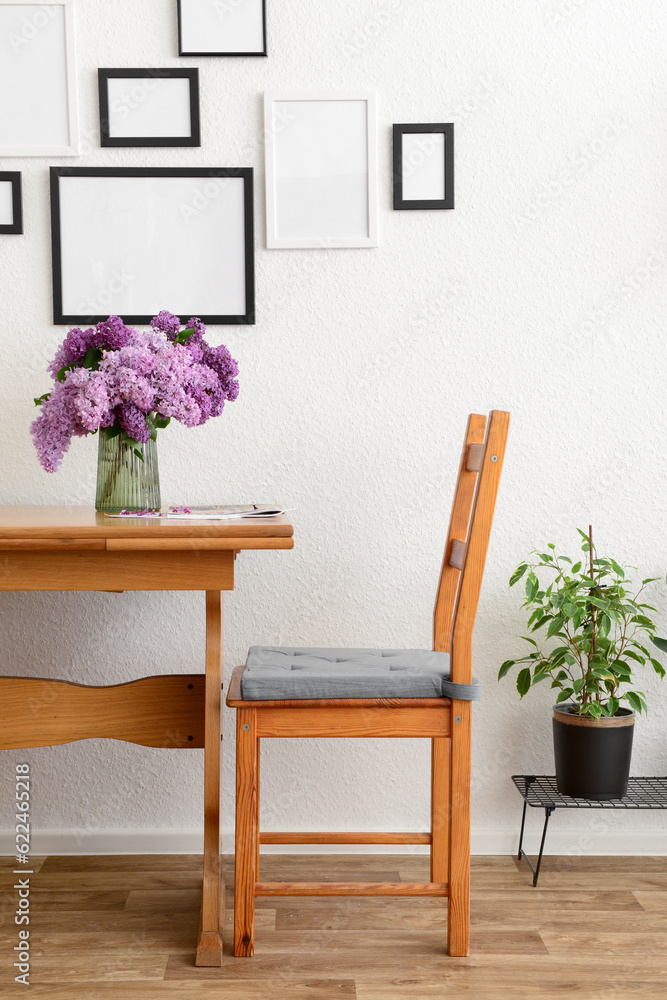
[57,175,247,317]
[180,0,264,52]
[0,5,71,149]
[272,99,369,241]
[106,77,192,138]
[401,133,446,202]
[0,181,14,225]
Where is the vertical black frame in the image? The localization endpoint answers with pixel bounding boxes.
[98,68,201,147]
[177,0,267,56]
[50,166,255,326]
[393,123,454,210]
[0,172,22,234]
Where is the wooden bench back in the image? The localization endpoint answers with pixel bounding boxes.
[433,410,510,683]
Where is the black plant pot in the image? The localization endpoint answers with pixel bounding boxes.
[553,704,635,801]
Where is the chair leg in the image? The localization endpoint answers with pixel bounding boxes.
[431,736,449,885]
[256,738,261,877]
[447,700,471,957]
[234,707,258,957]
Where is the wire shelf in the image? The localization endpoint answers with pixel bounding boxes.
[512,775,667,810]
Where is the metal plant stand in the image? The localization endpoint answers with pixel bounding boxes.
[512,775,667,886]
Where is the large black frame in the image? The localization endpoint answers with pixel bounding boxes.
[393,123,454,211]
[0,172,22,235]
[50,166,255,326]
[98,68,201,147]
[177,0,267,56]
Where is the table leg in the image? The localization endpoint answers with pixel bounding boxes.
[196,591,224,966]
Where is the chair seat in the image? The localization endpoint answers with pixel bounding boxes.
[240,647,481,701]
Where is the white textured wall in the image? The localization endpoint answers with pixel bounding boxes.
[1,0,667,855]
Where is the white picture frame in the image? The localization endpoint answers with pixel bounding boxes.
[50,168,255,326]
[264,91,378,250]
[0,0,79,156]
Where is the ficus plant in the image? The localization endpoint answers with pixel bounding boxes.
[499,526,667,719]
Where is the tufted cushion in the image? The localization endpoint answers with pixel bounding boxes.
[240,647,482,701]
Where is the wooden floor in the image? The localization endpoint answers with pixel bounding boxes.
[2,853,667,998]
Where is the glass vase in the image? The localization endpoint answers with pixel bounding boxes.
[95,433,161,513]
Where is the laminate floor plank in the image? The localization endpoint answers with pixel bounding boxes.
[1,853,666,1000]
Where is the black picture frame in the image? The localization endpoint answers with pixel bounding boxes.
[177,0,267,56]
[0,172,22,234]
[98,68,201,147]
[393,123,454,210]
[50,167,255,326]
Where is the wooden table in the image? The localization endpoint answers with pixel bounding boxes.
[0,506,294,966]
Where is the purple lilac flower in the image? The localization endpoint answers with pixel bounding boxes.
[185,317,206,342]
[203,344,240,401]
[33,313,239,472]
[48,316,135,378]
[94,315,133,351]
[117,403,151,443]
[48,327,95,377]
[67,368,114,432]
[31,378,88,472]
[150,310,182,340]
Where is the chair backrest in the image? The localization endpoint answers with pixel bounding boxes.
[433,410,510,684]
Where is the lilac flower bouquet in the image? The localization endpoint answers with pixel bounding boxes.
[31,311,239,474]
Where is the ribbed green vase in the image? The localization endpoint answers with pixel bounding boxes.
[95,433,161,513]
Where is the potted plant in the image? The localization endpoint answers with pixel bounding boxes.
[500,527,667,800]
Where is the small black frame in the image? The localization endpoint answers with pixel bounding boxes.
[98,68,201,147]
[50,167,255,326]
[0,172,23,235]
[177,0,267,56]
[393,123,454,210]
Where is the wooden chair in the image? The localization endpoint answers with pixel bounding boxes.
[226,409,510,958]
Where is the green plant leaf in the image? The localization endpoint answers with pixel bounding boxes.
[610,559,625,578]
[532,672,550,686]
[525,572,539,601]
[33,393,50,406]
[546,616,565,638]
[650,636,667,654]
[153,415,171,429]
[588,702,602,720]
[509,563,528,586]
[498,660,515,680]
[556,688,574,704]
[625,691,644,714]
[516,668,532,698]
[650,658,666,679]
[521,636,539,648]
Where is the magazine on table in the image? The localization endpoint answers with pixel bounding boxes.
[105,505,288,520]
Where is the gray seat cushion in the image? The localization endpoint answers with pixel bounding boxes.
[240,647,482,701]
